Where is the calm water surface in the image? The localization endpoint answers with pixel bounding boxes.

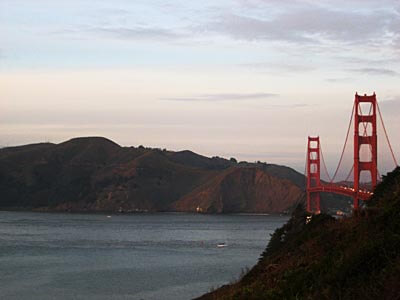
[0,211,288,300]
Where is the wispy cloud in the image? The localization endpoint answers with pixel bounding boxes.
[204,5,399,46]
[325,77,353,83]
[335,56,400,66]
[98,8,131,16]
[239,62,316,74]
[349,68,399,76]
[205,14,314,44]
[90,26,186,41]
[42,1,400,49]
[161,93,278,102]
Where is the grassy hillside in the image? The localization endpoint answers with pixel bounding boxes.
[197,167,400,299]
[0,137,305,213]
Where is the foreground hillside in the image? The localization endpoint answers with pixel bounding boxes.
[0,137,306,213]
[197,167,400,299]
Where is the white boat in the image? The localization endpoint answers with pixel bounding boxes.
[217,243,227,248]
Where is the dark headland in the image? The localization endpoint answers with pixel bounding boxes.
[197,167,400,299]
[0,136,348,213]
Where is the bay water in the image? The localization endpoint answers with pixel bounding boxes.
[0,211,288,300]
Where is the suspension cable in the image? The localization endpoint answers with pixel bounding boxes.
[331,102,355,183]
[377,101,399,167]
[319,142,333,183]
[344,165,354,183]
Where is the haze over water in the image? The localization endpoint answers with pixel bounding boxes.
[0,211,288,300]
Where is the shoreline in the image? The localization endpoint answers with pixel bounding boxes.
[0,208,289,217]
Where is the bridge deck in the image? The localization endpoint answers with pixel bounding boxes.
[308,184,373,201]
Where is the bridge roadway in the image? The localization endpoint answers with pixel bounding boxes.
[308,184,373,201]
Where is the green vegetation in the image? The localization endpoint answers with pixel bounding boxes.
[0,136,364,214]
[0,137,303,213]
[197,167,400,300]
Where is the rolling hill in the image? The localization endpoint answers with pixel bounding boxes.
[0,136,350,213]
[0,137,307,213]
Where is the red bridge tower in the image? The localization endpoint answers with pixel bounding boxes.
[306,136,321,213]
[353,93,378,209]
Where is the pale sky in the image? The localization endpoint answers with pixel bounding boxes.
[1,0,399,177]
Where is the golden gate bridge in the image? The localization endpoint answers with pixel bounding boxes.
[306,93,398,213]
